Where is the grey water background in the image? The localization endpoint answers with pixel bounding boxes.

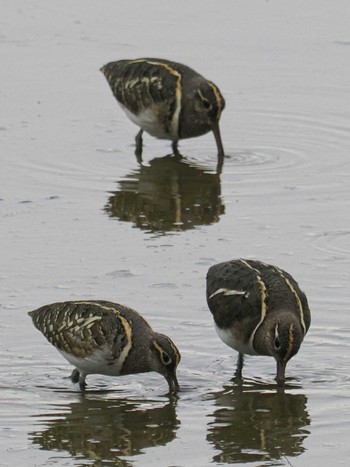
[1,1,350,465]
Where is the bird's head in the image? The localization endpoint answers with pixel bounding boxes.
[151,333,181,394]
[255,312,303,385]
[181,80,225,156]
[195,81,225,122]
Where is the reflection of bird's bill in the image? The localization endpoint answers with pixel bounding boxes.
[211,121,224,158]
[166,372,180,394]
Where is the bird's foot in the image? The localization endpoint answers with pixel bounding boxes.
[231,369,243,386]
[71,368,80,384]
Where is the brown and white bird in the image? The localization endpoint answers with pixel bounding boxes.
[100,58,225,160]
[206,259,311,384]
[29,300,181,393]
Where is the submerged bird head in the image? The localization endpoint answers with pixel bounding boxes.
[150,333,181,394]
[255,312,303,385]
[180,79,225,156]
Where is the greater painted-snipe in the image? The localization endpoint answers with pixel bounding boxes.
[29,300,181,393]
[206,259,311,384]
[100,58,225,161]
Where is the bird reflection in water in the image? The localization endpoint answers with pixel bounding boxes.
[206,381,310,464]
[29,395,179,466]
[104,155,224,233]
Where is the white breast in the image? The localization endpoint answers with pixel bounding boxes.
[59,348,123,376]
[120,104,174,140]
[215,324,257,356]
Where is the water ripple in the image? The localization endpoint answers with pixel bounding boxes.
[228,109,350,177]
[309,230,350,257]
[231,146,305,172]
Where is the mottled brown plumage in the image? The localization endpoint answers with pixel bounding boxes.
[206,259,311,383]
[29,300,180,393]
[100,58,225,159]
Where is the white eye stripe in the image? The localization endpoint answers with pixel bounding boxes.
[161,351,172,365]
[153,340,173,366]
[197,90,212,107]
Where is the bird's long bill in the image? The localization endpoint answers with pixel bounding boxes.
[166,372,180,394]
[276,360,287,385]
[211,121,225,158]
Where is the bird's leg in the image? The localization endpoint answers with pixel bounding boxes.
[171,140,181,157]
[216,153,224,175]
[71,368,80,384]
[234,353,244,381]
[135,129,143,163]
[79,373,87,390]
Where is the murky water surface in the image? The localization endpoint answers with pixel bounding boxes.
[1,1,350,465]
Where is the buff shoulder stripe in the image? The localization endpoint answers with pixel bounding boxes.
[286,323,295,361]
[112,312,133,362]
[208,81,224,117]
[75,301,133,362]
[276,273,307,335]
[128,60,182,138]
[238,259,268,350]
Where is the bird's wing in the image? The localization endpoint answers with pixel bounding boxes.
[101,59,180,114]
[29,301,132,360]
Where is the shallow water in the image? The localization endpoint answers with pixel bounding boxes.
[1,1,350,466]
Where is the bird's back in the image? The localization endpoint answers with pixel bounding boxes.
[206,259,311,334]
[28,300,151,360]
[100,59,181,114]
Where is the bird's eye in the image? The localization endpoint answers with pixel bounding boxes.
[202,98,211,110]
[160,351,172,366]
[274,337,281,349]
